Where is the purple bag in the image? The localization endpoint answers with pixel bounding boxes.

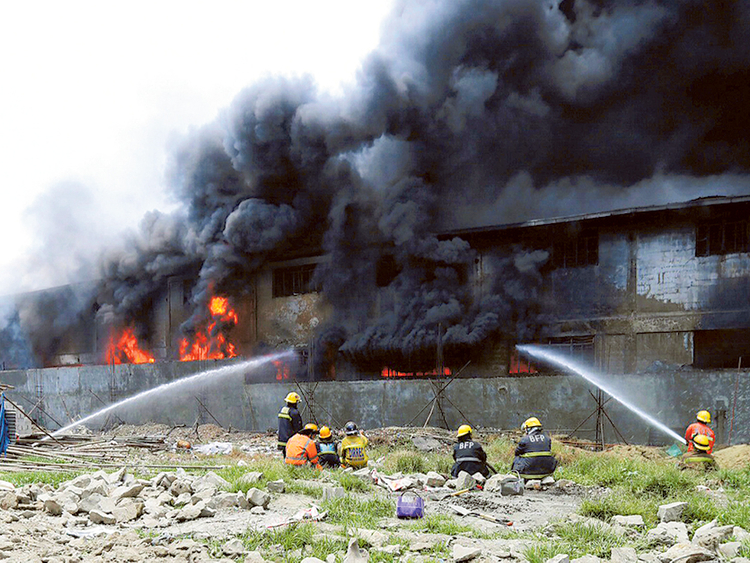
[396,492,424,519]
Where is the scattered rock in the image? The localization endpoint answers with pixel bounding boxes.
[733,527,750,542]
[43,498,63,516]
[610,547,638,563]
[89,510,116,525]
[453,544,482,562]
[246,488,271,508]
[718,542,741,559]
[525,480,542,490]
[692,520,734,549]
[301,558,326,563]
[267,480,286,493]
[239,472,264,487]
[647,522,690,546]
[0,492,17,510]
[425,472,446,487]
[611,515,645,527]
[343,538,368,563]
[541,476,555,485]
[570,556,601,563]
[657,502,687,523]
[455,471,476,491]
[472,472,486,484]
[659,543,713,563]
[412,436,442,452]
[223,538,246,557]
[545,555,570,563]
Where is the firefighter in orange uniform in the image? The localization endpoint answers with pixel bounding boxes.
[339,421,369,468]
[285,423,322,469]
[685,410,715,454]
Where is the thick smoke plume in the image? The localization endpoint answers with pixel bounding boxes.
[5,0,750,369]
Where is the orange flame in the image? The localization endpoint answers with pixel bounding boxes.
[179,295,239,361]
[381,367,451,378]
[273,359,291,381]
[106,327,156,365]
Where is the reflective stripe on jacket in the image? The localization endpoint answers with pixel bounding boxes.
[685,422,715,454]
[278,405,303,447]
[339,434,368,468]
[511,429,557,479]
[285,433,321,468]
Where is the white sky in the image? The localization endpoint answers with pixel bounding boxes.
[0,0,395,294]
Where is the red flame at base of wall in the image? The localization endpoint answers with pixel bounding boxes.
[106,327,156,365]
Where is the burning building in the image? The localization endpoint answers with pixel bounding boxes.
[0,1,749,439]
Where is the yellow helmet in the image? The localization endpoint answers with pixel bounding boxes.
[319,426,332,439]
[457,424,472,438]
[303,423,318,433]
[693,434,711,451]
[285,392,300,404]
[696,410,711,424]
[522,417,542,430]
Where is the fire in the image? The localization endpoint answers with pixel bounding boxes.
[106,327,156,365]
[179,295,239,361]
[381,367,451,378]
[273,359,291,381]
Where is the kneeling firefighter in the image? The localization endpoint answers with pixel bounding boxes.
[681,434,717,471]
[317,426,340,468]
[285,423,322,469]
[511,417,558,480]
[451,424,490,478]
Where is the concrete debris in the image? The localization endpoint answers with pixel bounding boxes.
[222,538,246,557]
[343,538,368,563]
[570,556,601,563]
[472,472,486,484]
[425,471,446,487]
[412,436,443,452]
[718,542,741,559]
[541,476,555,485]
[733,526,750,542]
[267,480,286,493]
[452,544,482,562]
[610,547,638,563]
[525,479,542,490]
[545,554,570,563]
[691,520,734,549]
[647,522,690,545]
[301,558,327,563]
[611,515,645,527]
[657,502,687,523]
[659,543,714,563]
[455,471,476,491]
[247,488,271,508]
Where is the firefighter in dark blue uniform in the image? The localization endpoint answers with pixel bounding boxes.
[511,416,558,479]
[278,392,303,457]
[451,424,490,478]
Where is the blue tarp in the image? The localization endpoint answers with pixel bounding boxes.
[0,393,10,457]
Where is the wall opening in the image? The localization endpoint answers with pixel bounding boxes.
[694,329,750,368]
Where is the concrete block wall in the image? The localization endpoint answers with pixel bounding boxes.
[3,358,749,446]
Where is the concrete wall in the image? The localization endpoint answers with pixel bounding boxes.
[3,359,749,446]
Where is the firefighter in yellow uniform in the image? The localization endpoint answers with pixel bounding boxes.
[285,423,322,469]
[339,421,369,468]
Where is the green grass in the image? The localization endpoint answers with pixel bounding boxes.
[333,471,372,493]
[523,521,629,563]
[320,494,395,529]
[287,480,323,498]
[407,513,474,535]
[217,459,319,493]
[0,470,84,488]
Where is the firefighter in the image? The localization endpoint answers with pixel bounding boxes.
[339,421,369,468]
[451,424,490,478]
[285,423,322,469]
[511,416,558,480]
[277,392,303,457]
[317,425,340,468]
[681,434,717,471]
[685,410,715,454]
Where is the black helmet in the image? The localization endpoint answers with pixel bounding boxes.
[344,421,358,435]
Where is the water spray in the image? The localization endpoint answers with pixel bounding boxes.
[49,350,294,438]
[517,344,687,445]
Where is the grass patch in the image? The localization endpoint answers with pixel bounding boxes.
[217,459,319,493]
[0,470,84,488]
[321,494,394,529]
[523,521,629,563]
[287,481,323,499]
[334,471,371,493]
[407,514,473,535]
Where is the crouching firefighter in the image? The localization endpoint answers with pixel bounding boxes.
[451,425,490,478]
[681,434,717,471]
[285,423,322,469]
[511,417,558,480]
[317,426,340,468]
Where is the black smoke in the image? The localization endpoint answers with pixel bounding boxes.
[10,0,750,368]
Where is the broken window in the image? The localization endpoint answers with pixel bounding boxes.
[551,229,598,268]
[509,336,595,375]
[272,263,317,298]
[694,329,750,369]
[696,220,750,256]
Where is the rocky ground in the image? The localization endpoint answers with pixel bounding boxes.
[0,425,747,563]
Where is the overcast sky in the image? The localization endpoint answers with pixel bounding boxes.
[0,0,394,295]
